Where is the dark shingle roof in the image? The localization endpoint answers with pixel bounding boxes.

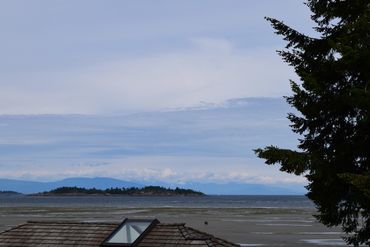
[0,221,118,247]
[0,220,239,247]
[136,223,239,247]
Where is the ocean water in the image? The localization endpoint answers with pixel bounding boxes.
[0,195,314,208]
[0,195,350,247]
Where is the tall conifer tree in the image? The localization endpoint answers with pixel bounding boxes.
[255,0,370,245]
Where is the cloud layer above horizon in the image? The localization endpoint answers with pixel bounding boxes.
[0,98,304,185]
[0,0,313,114]
[0,1,314,185]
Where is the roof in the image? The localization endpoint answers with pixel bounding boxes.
[0,221,118,247]
[0,220,240,247]
[136,223,239,247]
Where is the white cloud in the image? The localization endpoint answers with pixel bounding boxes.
[0,100,300,184]
[0,156,306,185]
[0,38,295,114]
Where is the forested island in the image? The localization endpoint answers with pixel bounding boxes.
[0,190,21,196]
[37,186,204,196]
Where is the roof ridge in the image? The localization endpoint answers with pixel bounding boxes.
[0,222,29,235]
[180,225,212,240]
[181,226,240,247]
[158,223,186,226]
[27,220,119,225]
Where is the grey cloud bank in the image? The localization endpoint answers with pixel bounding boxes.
[0,0,312,114]
[0,1,313,191]
[1,40,293,114]
[0,97,304,186]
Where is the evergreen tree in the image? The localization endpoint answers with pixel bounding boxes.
[255,0,370,245]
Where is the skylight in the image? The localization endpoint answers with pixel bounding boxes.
[102,219,158,246]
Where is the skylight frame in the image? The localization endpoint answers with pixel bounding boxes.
[101,219,159,247]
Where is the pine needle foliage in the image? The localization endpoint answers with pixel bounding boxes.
[255,1,370,245]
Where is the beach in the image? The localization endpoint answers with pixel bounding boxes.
[0,195,344,246]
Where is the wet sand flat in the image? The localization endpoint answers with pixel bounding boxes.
[0,206,344,246]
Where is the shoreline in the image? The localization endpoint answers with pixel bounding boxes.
[0,205,342,247]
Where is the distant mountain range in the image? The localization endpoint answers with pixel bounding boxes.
[181,182,306,195]
[0,177,306,195]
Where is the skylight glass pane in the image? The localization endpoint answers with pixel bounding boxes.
[107,220,152,244]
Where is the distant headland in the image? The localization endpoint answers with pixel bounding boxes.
[35,186,204,196]
[0,177,307,195]
[0,190,21,196]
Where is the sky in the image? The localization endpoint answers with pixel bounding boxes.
[0,1,316,186]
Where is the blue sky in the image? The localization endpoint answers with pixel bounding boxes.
[0,1,315,186]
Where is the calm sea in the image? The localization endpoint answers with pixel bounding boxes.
[0,195,314,208]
